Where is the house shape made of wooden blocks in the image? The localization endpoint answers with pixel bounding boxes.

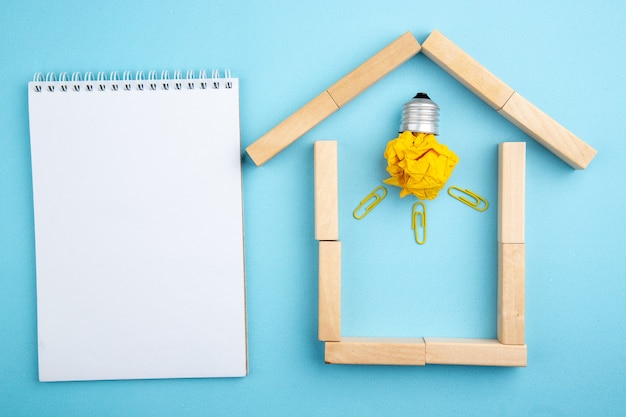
[248,31,598,366]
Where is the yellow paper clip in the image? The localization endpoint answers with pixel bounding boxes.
[353,186,387,220]
[411,202,426,245]
[447,186,489,212]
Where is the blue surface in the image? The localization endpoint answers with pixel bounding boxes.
[1,0,625,415]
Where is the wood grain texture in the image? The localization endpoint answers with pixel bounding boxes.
[246,91,338,166]
[327,31,421,107]
[498,142,526,244]
[421,29,514,110]
[425,338,527,367]
[498,92,597,169]
[498,243,525,345]
[325,337,426,365]
[246,32,421,166]
[318,241,341,341]
[314,141,339,241]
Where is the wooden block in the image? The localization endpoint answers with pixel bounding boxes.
[325,337,426,365]
[421,29,514,110]
[424,338,527,367]
[314,141,339,241]
[498,92,597,169]
[423,30,596,169]
[327,31,422,107]
[498,142,525,244]
[246,91,339,166]
[246,32,421,166]
[318,241,341,341]
[498,243,525,345]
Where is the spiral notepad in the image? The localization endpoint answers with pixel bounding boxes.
[28,70,247,381]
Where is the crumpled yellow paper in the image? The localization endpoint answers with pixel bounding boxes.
[383,131,459,200]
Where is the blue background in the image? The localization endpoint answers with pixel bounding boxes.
[1,0,625,415]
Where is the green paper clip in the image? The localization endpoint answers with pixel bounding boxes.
[447,186,489,212]
[353,186,387,220]
[411,202,426,245]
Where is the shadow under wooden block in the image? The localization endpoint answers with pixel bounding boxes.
[498,243,525,345]
[325,337,426,366]
[318,240,341,342]
[314,141,339,241]
[424,338,527,367]
[498,142,525,244]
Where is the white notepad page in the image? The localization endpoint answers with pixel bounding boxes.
[28,73,247,381]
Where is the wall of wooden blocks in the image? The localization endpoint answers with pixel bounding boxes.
[497,142,526,345]
[314,140,342,343]
[314,140,528,367]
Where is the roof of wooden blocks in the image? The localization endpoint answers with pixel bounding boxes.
[246,30,596,169]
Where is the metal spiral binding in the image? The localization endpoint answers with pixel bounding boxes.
[31,69,234,92]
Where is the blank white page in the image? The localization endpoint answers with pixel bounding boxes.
[28,74,246,381]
